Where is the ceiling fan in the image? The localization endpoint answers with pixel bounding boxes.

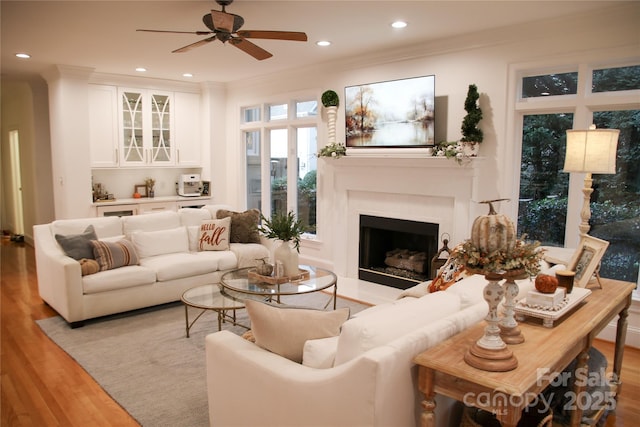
[137,0,307,60]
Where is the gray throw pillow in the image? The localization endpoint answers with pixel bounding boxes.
[55,225,98,260]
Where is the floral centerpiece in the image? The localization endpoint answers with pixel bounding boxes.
[317,141,347,158]
[451,235,544,277]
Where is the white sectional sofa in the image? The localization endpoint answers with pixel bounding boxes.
[34,205,270,327]
[205,273,540,427]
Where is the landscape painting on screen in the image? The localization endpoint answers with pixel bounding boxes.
[345,75,435,148]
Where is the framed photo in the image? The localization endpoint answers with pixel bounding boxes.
[134,184,148,198]
[345,75,435,148]
[567,235,609,288]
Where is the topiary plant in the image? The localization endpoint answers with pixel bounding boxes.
[321,90,339,108]
[460,84,484,143]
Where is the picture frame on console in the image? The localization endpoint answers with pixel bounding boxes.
[344,75,435,148]
[568,235,609,288]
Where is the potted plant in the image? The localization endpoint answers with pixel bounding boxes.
[258,211,306,277]
[321,90,340,145]
[460,84,483,156]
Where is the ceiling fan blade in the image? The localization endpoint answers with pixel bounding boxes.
[236,30,308,42]
[137,29,212,36]
[211,10,235,32]
[172,36,217,53]
[229,37,272,60]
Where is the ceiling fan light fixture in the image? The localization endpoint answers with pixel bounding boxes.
[391,20,408,29]
[183,73,193,78]
[316,40,331,47]
[135,67,147,72]
[15,53,31,59]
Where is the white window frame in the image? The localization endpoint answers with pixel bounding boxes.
[239,91,321,241]
[506,52,640,293]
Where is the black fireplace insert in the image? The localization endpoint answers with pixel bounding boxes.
[359,215,438,289]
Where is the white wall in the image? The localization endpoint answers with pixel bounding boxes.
[1,77,54,242]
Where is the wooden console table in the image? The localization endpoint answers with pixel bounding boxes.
[414,278,635,427]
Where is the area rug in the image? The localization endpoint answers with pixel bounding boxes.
[36,292,370,427]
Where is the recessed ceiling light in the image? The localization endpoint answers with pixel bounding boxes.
[316,40,331,47]
[136,67,147,72]
[15,53,31,59]
[391,21,408,29]
[183,73,193,78]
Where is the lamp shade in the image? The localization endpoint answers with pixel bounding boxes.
[564,127,619,174]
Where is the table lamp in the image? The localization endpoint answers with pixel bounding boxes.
[564,124,619,236]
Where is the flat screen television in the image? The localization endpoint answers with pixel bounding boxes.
[345,75,435,148]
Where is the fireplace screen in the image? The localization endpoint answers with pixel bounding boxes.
[359,215,438,289]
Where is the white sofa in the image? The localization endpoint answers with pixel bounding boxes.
[34,205,270,327]
[205,273,540,427]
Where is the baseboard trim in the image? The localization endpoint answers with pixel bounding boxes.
[596,321,640,349]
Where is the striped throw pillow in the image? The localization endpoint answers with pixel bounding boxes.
[91,239,140,271]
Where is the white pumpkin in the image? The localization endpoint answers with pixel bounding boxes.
[471,199,516,253]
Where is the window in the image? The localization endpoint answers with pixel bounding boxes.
[518,113,573,246]
[517,64,640,284]
[242,97,319,237]
[521,72,578,98]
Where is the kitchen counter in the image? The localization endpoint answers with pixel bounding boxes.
[92,195,211,206]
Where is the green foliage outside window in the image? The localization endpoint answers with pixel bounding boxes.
[519,66,640,283]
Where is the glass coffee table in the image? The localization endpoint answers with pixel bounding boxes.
[220,264,338,309]
[181,284,247,337]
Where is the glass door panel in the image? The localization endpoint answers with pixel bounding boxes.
[518,113,574,245]
[151,94,171,163]
[122,91,144,163]
[270,129,288,217]
[590,110,640,283]
[297,126,317,234]
[245,130,261,210]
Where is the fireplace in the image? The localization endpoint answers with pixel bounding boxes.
[359,215,438,289]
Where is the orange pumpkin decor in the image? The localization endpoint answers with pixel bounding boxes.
[470,199,516,254]
[535,273,558,294]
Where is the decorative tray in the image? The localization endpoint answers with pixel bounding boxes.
[247,268,310,285]
[514,287,591,328]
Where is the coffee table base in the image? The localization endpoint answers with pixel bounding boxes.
[184,305,248,338]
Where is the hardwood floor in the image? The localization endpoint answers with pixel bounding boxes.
[1,239,638,426]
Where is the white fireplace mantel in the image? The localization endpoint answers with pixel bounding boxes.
[323,156,485,279]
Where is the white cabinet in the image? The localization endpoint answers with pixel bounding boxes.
[174,92,201,166]
[96,204,138,217]
[118,88,174,167]
[137,201,177,215]
[89,85,119,168]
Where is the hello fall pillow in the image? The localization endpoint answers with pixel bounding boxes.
[199,217,231,251]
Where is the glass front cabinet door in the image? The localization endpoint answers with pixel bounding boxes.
[119,88,174,166]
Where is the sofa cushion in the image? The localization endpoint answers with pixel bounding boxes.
[195,250,238,271]
[302,336,340,368]
[82,265,156,294]
[333,291,461,365]
[199,217,231,251]
[140,252,228,281]
[178,207,213,227]
[55,225,98,260]
[52,216,123,239]
[122,211,181,237]
[443,274,487,308]
[91,239,140,271]
[200,204,234,220]
[229,242,270,269]
[216,209,261,244]
[245,299,350,363]
[131,226,189,258]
